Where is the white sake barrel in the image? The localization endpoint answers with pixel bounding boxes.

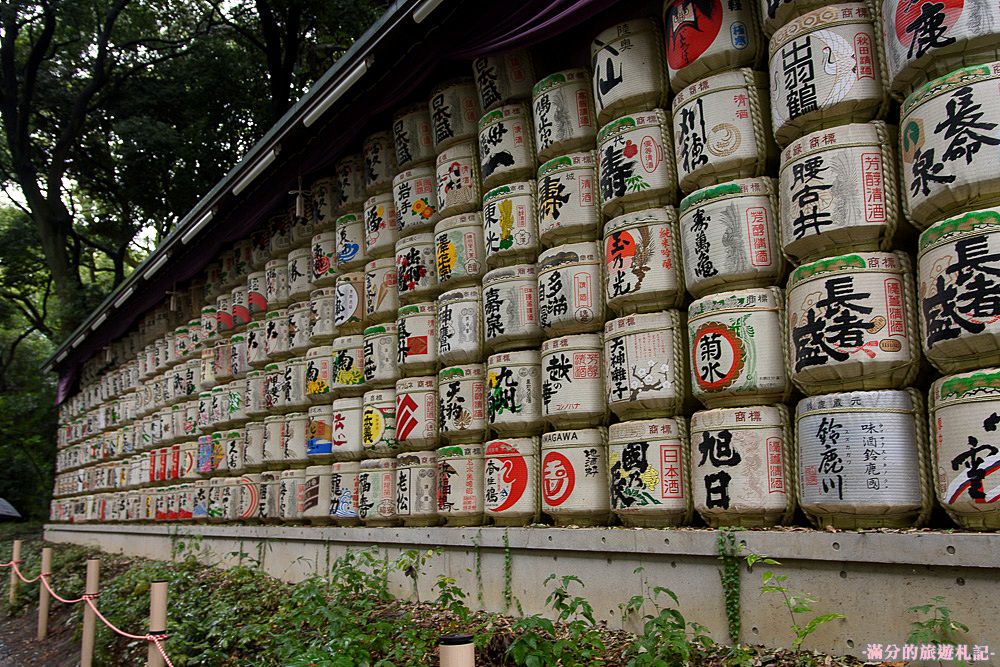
[258,471,280,522]
[301,464,333,524]
[436,444,484,526]
[263,309,289,360]
[603,207,684,314]
[664,0,764,92]
[280,468,304,521]
[335,155,367,215]
[213,339,233,383]
[392,103,435,170]
[481,264,542,352]
[597,109,678,218]
[362,323,400,388]
[435,141,481,218]
[334,271,364,335]
[605,311,688,419]
[541,334,606,428]
[486,350,543,436]
[173,325,191,363]
[363,130,397,196]
[532,69,597,162]
[236,474,261,521]
[591,18,667,125]
[250,230,270,271]
[361,388,397,457]
[289,206,315,251]
[397,303,437,376]
[220,247,237,290]
[541,428,612,526]
[263,361,287,414]
[227,377,248,424]
[760,0,828,35]
[536,152,600,247]
[429,78,480,151]
[307,404,333,461]
[358,457,399,526]
[364,257,398,325]
[434,212,485,288]
[395,232,437,304]
[478,104,536,191]
[246,370,266,418]
[244,421,265,471]
[247,271,267,320]
[284,411,310,465]
[901,62,1000,228]
[305,345,332,402]
[269,213,293,259]
[930,368,1000,529]
[309,287,338,345]
[438,364,487,443]
[437,287,483,366]
[231,287,251,333]
[688,288,791,408]
[393,167,439,236]
[331,461,360,525]
[609,418,692,527]
[483,181,539,268]
[331,335,366,396]
[691,406,793,527]
[264,259,289,310]
[334,212,365,271]
[223,428,245,474]
[215,294,233,337]
[918,208,1000,373]
[331,396,364,460]
[787,251,920,393]
[798,389,929,528]
[395,376,439,451]
[537,241,603,336]
[779,122,900,263]
[230,335,248,380]
[395,450,439,526]
[672,69,775,194]
[197,391,212,433]
[286,301,312,356]
[311,231,338,288]
[364,193,399,260]
[473,50,534,111]
[768,3,886,147]
[484,437,540,525]
[310,176,336,233]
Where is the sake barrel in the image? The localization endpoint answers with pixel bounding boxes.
[541,334,606,428]
[917,207,1000,373]
[429,78,480,151]
[393,167,439,236]
[481,264,541,352]
[264,259,289,310]
[335,154,367,215]
[258,471,280,522]
[311,231,338,288]
[484,437,540,526]
[331,335,366,396]
[760,0,828,35]
[395,233,438,304]
[541,428,612,526]
[605,311,688,419]
[301,464,333,524]
[269,213,293,259]
[290,205,315,251]
[398,303,437,376]
[483,182,538,268]
[250,230,270,270]
[215,294,233,336]
[787,251,920,393]
[310,176,337,233]
[283,411,310,466]
[436,444,485,526]
[331,461,361,525]
[664,0,764,93]
[287,301,312,356]
[264,309,289,360]
[395,376,439,451]
[363,323,400,388]
[361,388,398,456]
[532,70,597,162]
[279,468,304,521]
[263,361,287,414]
[537,241,604,336]
[331,396,364,461]
[358,457,399,526]
[395,450,440,526]
[591,19,668,125]
[364,193,399,260]
[247,271,267,320]
[473,50,534,112]
[881,0,1000,97]
[307,404,333,461]
[305,345,332,402]
[334,271,365,335]
[435,141,481,218]
[672,69,775,194]
[227,377,248,424]
[244,421,265,471]
[603,207,684,314]
[797,389,929,528]
[478,104,536,191]
[335,212,366,271]
[609,418,692,527]
[688,288,792,408]
[768,3,886,147]
[537,152,600,247]
[437,287,483,366]
[434,213,485,288]
[363,130,397,196]
[364,257,399,325]
[203,262,223,302]
[223,428,245,474]
[486,351,544,436]
[929,368,1000,529]
[779,122,901,263]
[597,110,678,218]
[235,475,261,522]
[213,339,234,384]
[438,365,487,443]
[392,103,435,170]
[901,62,1000,229]
[309,287,338,345]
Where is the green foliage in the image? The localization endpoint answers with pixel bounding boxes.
[907,595,970,664]
[434,575,470,624]
[717,528,742,643]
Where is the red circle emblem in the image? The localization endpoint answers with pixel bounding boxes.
[665,0,724,70]
[542,451,575,507]
[894,0,963,47]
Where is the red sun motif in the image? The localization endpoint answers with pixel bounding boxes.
[665,0,724,70]
[605,231,636,269]
[486,441,528,512]
[894,0,963,47]
[542,451,576,507]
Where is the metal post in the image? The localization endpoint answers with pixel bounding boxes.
[80,558,100,667]
[37,547,52,640]
[146,580,168,667]
[8,539,22,606]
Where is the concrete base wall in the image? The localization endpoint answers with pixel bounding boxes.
[44,524,994,658]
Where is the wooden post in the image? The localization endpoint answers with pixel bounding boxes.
[80,559,100,667]
[439,633,475,667]
[37,547,52,640]
[8,539,22,606]
[146,580,168,667]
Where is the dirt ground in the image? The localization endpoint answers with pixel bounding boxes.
[0,603,80,667]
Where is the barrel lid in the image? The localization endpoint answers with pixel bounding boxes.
[537,151,596,178]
